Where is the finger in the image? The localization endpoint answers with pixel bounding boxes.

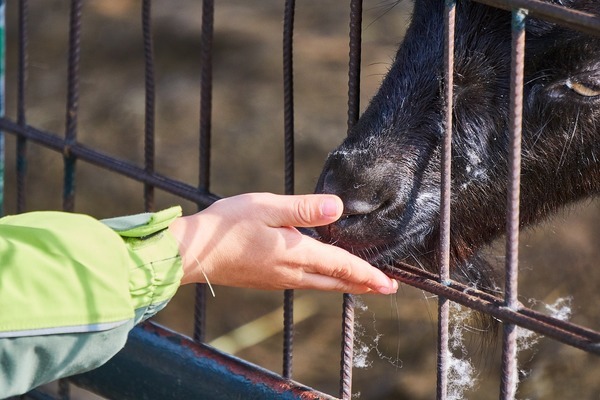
[261,194,344,228]
[298,273,376,294]
[293,237,398,294]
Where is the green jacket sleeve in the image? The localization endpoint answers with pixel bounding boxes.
[0,206,184,398]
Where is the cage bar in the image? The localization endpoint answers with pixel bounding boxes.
[0,0,5,218]
[499,8,527,399]
[436,0,456,398]
[142,0,155,212]
[473,0,600,36]
[338,1,363,398]
[194,0,215,344]
[346,0,362,131]
[0,118,217,206]
[383,262,600,354]
[282,0,296,380]
[16,0,27,213]
[62,0,82,214]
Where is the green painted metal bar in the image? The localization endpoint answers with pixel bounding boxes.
[69,322,337,400]
[0,0,5,217]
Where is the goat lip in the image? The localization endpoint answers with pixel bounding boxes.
[332,238,401,265]
[314,224,405,265]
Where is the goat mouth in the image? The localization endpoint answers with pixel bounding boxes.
[325,237,406,268]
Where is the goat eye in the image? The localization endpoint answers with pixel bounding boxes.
[566,79,600,97]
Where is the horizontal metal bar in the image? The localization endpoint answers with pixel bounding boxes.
[0,117,219,208]
[69,321,337,400]
[382,262,600,354]
[472,0,600,36]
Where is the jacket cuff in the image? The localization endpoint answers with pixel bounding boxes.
[102,206,184,322]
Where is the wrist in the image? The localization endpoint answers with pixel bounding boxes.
[168,215,205,285]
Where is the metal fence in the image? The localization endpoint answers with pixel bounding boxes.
[1,0,599,399]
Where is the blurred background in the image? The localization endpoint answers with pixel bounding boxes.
[3,1,599,399]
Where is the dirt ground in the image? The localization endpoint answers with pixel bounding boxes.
[3,1,599,399]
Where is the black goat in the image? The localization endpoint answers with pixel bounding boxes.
[316,0,600,296]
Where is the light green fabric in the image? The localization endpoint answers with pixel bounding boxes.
[0,207,184,397]
[117,221,184,312]
[103,206,183,313]
[0,212,134,335]
[0,206,183,336]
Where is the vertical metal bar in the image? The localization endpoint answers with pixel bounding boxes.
[500,8,526,400]
[282,0,296,380]
[198,0,213,193]
[194,0,214,343]
[339,293,355,400]
[340,0,362,398]
[59,1,83,396]
[63,0,82,213]
[142,0,155,212]
[437,1,456,399]
[17,0,28,213]
[0,0,5,218]
[346,0,362,132]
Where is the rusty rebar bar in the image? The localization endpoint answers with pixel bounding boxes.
[0,0,4,218]
[282,0,296,380]
[382,262,600,355]
[62,0,82,214]
[198,0,213,193]
[346,0,362,133]
[340,1,363,398]
[500,9,527,400]
[437,1,456,398]
[0,119,218,208]
[194,0,215,344]
[142,0,155,212]
[339,292,355,400]
[16,0,28,213]
[473,0,600,36]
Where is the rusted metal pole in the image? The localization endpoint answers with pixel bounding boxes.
[437,1,456,398]
[0,0,4,217]
[340,1,362,398]
[62,0,82,214]
[282,0,296,379]
[16,0,28,213]
[473,0,600,36]
[195,0,215,343]
[0,118,218,208]
[382,262,600,355]
[500,8,527,400]
[142,0,155,212]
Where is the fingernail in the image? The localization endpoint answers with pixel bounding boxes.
[321,197,340,218]
[378,280,398,295]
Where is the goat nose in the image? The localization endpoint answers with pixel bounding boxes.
[321,167,385,216]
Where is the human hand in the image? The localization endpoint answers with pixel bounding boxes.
[168,193,398,294]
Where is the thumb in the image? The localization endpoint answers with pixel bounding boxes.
[266,194,344,228]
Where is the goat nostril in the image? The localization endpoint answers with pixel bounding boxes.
[333,212,363,231]
[340,212,361,221]
[343,198,381,216]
